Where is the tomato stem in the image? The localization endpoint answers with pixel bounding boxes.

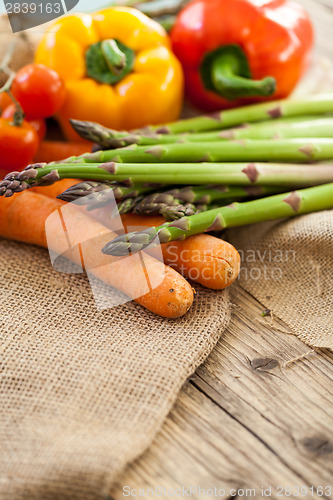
[7,90,25,127]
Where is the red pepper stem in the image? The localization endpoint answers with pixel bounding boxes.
[211,52,276,101]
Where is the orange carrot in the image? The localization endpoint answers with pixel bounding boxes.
[34,140,92,163]
[30,179,80,198]
[121,213,240,290]
[0,192,194,318]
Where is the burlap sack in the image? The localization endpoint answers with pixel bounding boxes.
[227,210,333,349]
[0,15,44,85]
[0,239,230,499]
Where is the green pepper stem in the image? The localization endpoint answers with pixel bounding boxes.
[211,52,276,101]
[101,39,127,76]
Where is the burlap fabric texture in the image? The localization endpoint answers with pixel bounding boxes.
[0,239,230,499]
[228,210,333,349]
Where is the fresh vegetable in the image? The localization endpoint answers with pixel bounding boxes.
[2,104,47,142]
[116,197,141,215]
[57,180,161,208]
[29,119,47,143]
[121,213,166,230]
[133,190,197,216]
[153,234,240,289]
[59,181,197,220]
[0,191,194,318]
[0,92,12,113]
[126,93,333,135]
[35,8,184,141]
[102,183,333,255]
[0,118,39,173]
[170,0,313,110]
[161,203,201,219]
[63,138,333,164]
[121,213,241,289]
[34,141,92,164]
[30,179,80,198]
[3,162,333,193]
[132,185,283,216]
[133,0,189,19]
[70,116,333,148]
[11,64,66,119]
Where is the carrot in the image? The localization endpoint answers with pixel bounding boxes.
[160,235,240,290]
[0,192,194,318]
[121,213,241,290]
[34,140,92,163]
[30,179,80,198]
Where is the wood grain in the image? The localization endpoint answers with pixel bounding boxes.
[110,287,333,499]
[109,2,333,498]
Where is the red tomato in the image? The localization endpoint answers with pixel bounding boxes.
[11,64,66,119]
[2,104,47,142]
[30,117,47,142]
[0,119,39,172]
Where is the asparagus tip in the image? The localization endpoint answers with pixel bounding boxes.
[102,228,161,256]
[0,168,38,197]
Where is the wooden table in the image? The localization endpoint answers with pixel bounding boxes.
[110,2,333,498]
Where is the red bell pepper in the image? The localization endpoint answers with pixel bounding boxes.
[170,0,314,111]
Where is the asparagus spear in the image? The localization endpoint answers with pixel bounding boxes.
[133,185,283,216]
[58,180,145,202]
[2,162,333,196]
[133,191,196,216]
[116,196,142,214]
[136,0,189,17]
[102,183,333,256]
[57,180,161,209]
[161,203,198,220]
[66,139,333,164]
[132,94,333,135]
[160,202,232,221]
[70,116,333,148]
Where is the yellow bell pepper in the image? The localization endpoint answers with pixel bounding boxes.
[35,8,184,141]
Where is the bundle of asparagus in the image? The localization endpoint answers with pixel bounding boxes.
[1,94,333,252]
[70,93,333,146]
[70,116,333,149]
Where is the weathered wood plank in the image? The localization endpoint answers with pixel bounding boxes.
[110,385,330,500]
[193,286,333,486]
[110,287,333,500]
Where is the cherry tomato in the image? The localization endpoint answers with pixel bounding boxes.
[2,104,47,142]
[11,64,66,119]
[0,119,39,172]
[0,92,12,114]
[30,117,47,142]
